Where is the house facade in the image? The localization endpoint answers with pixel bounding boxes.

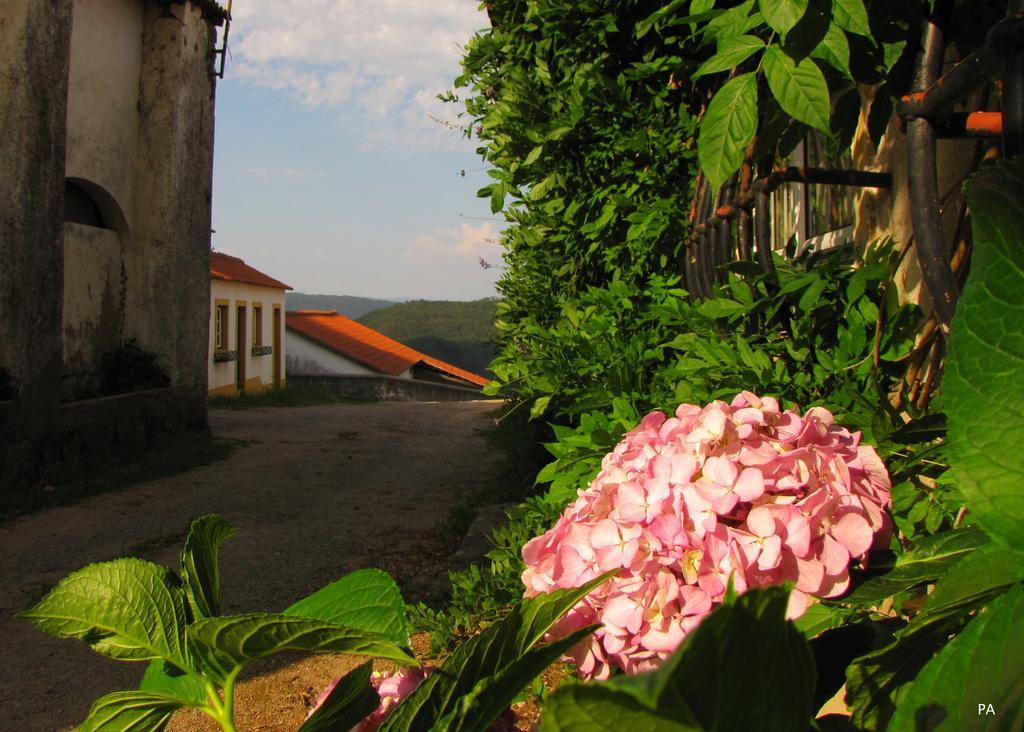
[0,0,227,494]
[209,253,291,396]
[286,310,490,398]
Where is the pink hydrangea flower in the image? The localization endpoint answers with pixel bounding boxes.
[522,392,892,679]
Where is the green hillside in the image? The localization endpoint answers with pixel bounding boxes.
[286,292,398,319]
[358,299,498,377]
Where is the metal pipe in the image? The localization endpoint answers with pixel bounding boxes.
[754,191,775,277]
[1004,2,1024,155]
[908,11,959,331]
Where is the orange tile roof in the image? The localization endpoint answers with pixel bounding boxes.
[285,310,490,389]
[210,252,292,291]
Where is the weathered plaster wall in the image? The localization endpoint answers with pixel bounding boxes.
[285,332,410,379]
[65,0,143,226]
[209,280,287,394]
[126,1,217,393]
[0,0,72,485]
[63,223,122,398]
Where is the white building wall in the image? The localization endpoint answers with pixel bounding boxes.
[209,279,287,395]
[286,331,412,379]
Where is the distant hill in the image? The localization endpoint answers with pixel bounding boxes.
[358,299,499,377]
[286,292,399,319]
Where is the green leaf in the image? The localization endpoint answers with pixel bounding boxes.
[490,183,505,214]
[697,298,747,319]
[655,587,815,730]
[541,686,701,731]
[524,145,544,166]
[380,572,614,731]
[180,514,236,621]
[19,558,189,666]
[810,24,851,78]
[794,603,852,639]
[697,73,758,192]
[947,159,1024,551]
[530,395,553,420]
[442,626,598,731]
[889,586,1024,731]
[78,691,184,732]
[704,0,760,42]
[762,46,831,133]
[832,0,871,38]
[284,568,409,647]
[544,588,812,730]
[188,614,417,685]
[842,528,989,607]
[919,544,1024,619]
[298,661,380,732]
[692,35,764,80]
[139,659,206,706]
[759,0,808,38]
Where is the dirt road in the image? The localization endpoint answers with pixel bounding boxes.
[0,400,502,731]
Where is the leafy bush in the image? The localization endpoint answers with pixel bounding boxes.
[99,339,170,396]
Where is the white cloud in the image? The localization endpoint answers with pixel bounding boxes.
[406,221,503,265]
[225,0,487,150]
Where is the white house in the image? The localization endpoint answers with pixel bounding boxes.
[209,252,291,396]
[286,310,489,389]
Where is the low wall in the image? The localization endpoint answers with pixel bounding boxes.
[60,385,207,473]
[289,374,496,403]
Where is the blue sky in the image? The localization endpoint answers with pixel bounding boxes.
[210,1,502,301]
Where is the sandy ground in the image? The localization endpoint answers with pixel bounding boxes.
[0,400,503,731]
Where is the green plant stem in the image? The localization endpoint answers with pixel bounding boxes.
[221,668,242,731]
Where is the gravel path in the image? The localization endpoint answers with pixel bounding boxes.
[0,400,502,731]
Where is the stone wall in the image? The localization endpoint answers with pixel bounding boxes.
[0,0,221,494]
[126,1,217,391]
[289,375,494,403]
[0,0,73,486]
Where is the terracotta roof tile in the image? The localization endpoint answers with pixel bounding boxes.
[285,310,490,388]
[211,252,292,291]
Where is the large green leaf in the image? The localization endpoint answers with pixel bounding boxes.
[440,626,598,732]
[180,514,236,621]
[832,0,871,38]
[704,0,761,42]
[298,661,380,732]
[78,691,184,732]
[845,597,976,729]
[793,603,853,639]
[188,613,417,685]
[697,73,758,192]
[284,568,409,647]
[810,24,851,78]
[920,545,1024,618]
[655,586,815,730]
[543,587,812,731]
[692,35,764,80]
[759,0,808,38]
[139,659,207,706]
[541,686,701,732]
[762,46,831,133]
[19,558,189,667]
[841,527,988,606]
[380,573,613,731]
[947,159,1024,551]
[889,586,1024,731]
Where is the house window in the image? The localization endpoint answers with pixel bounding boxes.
[215,303,229,350]
[253,304,263,347]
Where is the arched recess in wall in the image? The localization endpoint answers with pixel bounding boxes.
[62,177,132,399]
